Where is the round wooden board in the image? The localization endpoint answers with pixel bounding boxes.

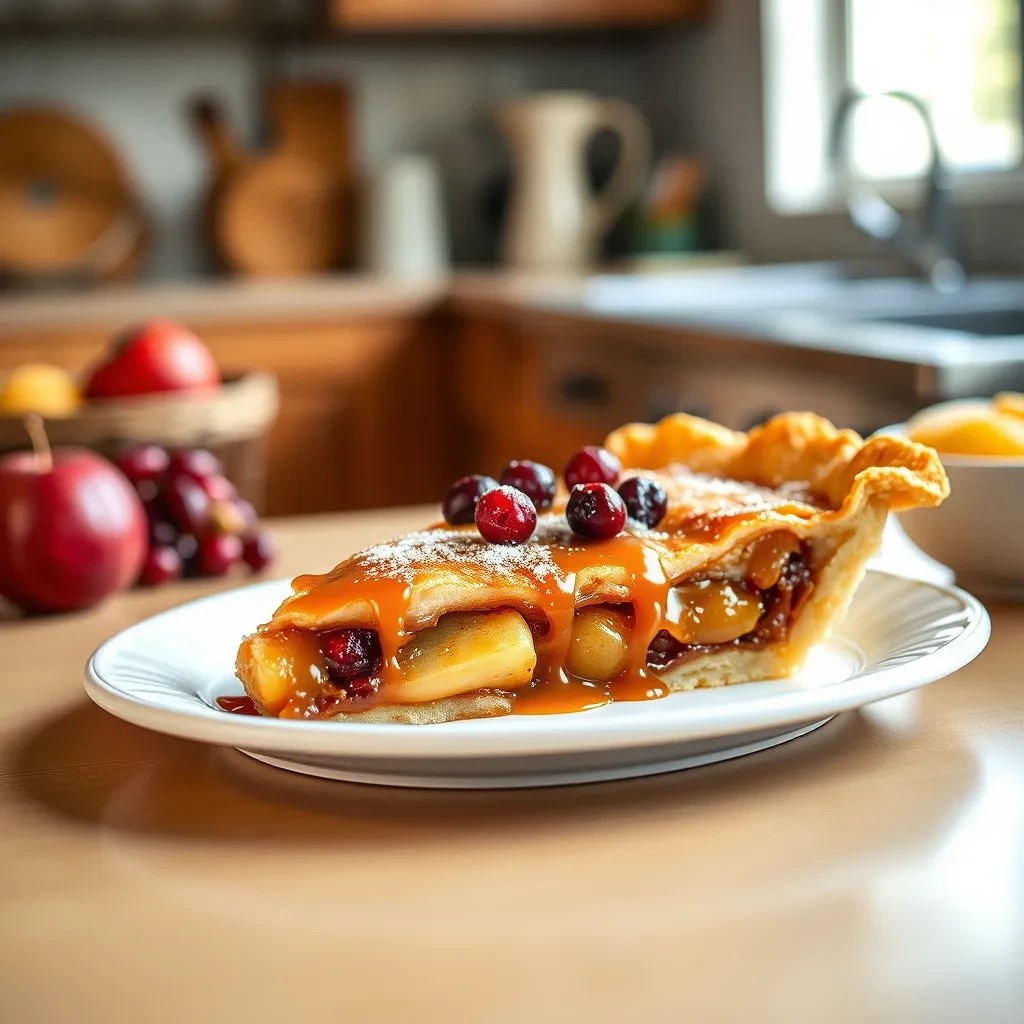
[215,152,347,277]
[0,106,135,276]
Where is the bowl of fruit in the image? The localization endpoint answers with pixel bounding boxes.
[0,319,278,509]
[888,392,1024,599]
[0,319,279,615]
[0,419,276,616]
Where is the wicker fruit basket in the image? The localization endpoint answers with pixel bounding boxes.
[0,372,279,510]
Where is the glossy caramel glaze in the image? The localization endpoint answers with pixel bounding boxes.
[216,695,258,715]
[236,480,826,719]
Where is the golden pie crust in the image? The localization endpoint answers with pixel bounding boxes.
[236,412,948,723]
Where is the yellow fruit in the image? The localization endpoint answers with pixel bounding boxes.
[907,401,1024,457]
[566,606,631,681]
[0,363,81,417]
[994,392,1024,421]
[391,609,536,703]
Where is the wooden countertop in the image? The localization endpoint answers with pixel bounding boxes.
[0,272,589,333]
[0,259,742,333]
[1,508,1021,1022]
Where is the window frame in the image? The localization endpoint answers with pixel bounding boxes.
[762,0,1024,217]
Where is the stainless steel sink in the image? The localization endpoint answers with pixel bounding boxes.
[861,307,1024,337]
[524,262,1024,430]
[578,262,1024,333]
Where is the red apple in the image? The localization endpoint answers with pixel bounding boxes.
[0,442,147,613]
[85,320,220,400]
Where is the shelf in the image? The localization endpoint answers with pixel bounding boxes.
[329,0,709,31]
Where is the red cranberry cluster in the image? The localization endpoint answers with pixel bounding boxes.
[321,627,381,698]
[115,444,275,586]
[442,447,667,545]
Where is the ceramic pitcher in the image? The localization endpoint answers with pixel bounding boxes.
[498,92,650,271]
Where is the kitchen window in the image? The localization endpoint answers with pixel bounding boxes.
[763,0,1023,213]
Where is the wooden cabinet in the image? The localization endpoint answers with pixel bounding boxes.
[0,310,454,518]
[455,313,625,475]
[330,0,708,30]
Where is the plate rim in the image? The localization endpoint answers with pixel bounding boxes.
[83,569,991,760]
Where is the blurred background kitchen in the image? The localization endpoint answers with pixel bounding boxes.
[1,0,1022,522]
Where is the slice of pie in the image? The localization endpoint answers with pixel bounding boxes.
[235,412,948,724]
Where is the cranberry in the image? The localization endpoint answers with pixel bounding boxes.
[617,476,668,528]
[566,482,626,539]
[321,629,382,684]
[564,446,622,489]
[177,532,198,573]
[499,460,556,511]
[115,445,169,485]
[133,478,161,505]
[198,474,237,501]
[343,675,379,701]
[163,473,211,534]
[138,544,182,586]
[167,448,222,482]
[475,485,537,544]
[196,532,242,576]
[242,531,276,572]
[646,630,685,668]
[149,516,178,548]
[442,474,498,525]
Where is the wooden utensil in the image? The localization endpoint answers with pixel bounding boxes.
[216,153,347,277]
[189,90,350,277]
[0,106,149,283]
[265,80,351,177]
[188,98,244,206]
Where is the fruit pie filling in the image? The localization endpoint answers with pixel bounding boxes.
[245,531,815,720]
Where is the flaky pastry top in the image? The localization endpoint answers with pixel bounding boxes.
[257,413,948,636]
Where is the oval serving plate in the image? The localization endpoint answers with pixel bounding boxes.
[84,570,990,788]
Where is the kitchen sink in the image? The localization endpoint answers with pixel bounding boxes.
[524,262,1024,423]
[861,307,1024,337]
[577,262,1024,334]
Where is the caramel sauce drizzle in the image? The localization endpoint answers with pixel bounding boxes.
[233,472,827,720]
[217,695,258,715]
[512,532,670,714]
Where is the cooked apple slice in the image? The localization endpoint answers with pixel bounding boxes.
[664,581,763,645]
[566,607,631,681]
[390,609,536,703]
[238,629,328,714]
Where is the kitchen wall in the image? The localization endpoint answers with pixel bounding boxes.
[9,2,1018,279]
[0,31,697,278]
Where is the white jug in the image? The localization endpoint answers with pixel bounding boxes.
[498,92,650,272]
[362,155,448,280]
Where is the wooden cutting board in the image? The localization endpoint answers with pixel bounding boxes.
[0,105,147,281]
[265,80,352,178]
[216,152,347,277]
[190,84,351,277]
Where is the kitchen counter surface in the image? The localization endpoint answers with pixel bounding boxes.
[1,508,1022,1022]
[0,275,449,331]
[0,272,592,332]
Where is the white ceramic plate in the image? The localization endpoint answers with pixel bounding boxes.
[84,571,990,789]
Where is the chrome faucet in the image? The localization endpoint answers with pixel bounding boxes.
[829,89,965,292]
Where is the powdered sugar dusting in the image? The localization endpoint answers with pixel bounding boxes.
[353,516,577,585]
[660,466,819,511]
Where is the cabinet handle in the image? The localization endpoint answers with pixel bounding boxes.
[558,373,610,406]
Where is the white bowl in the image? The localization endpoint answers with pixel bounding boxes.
[882,419,1024,600]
